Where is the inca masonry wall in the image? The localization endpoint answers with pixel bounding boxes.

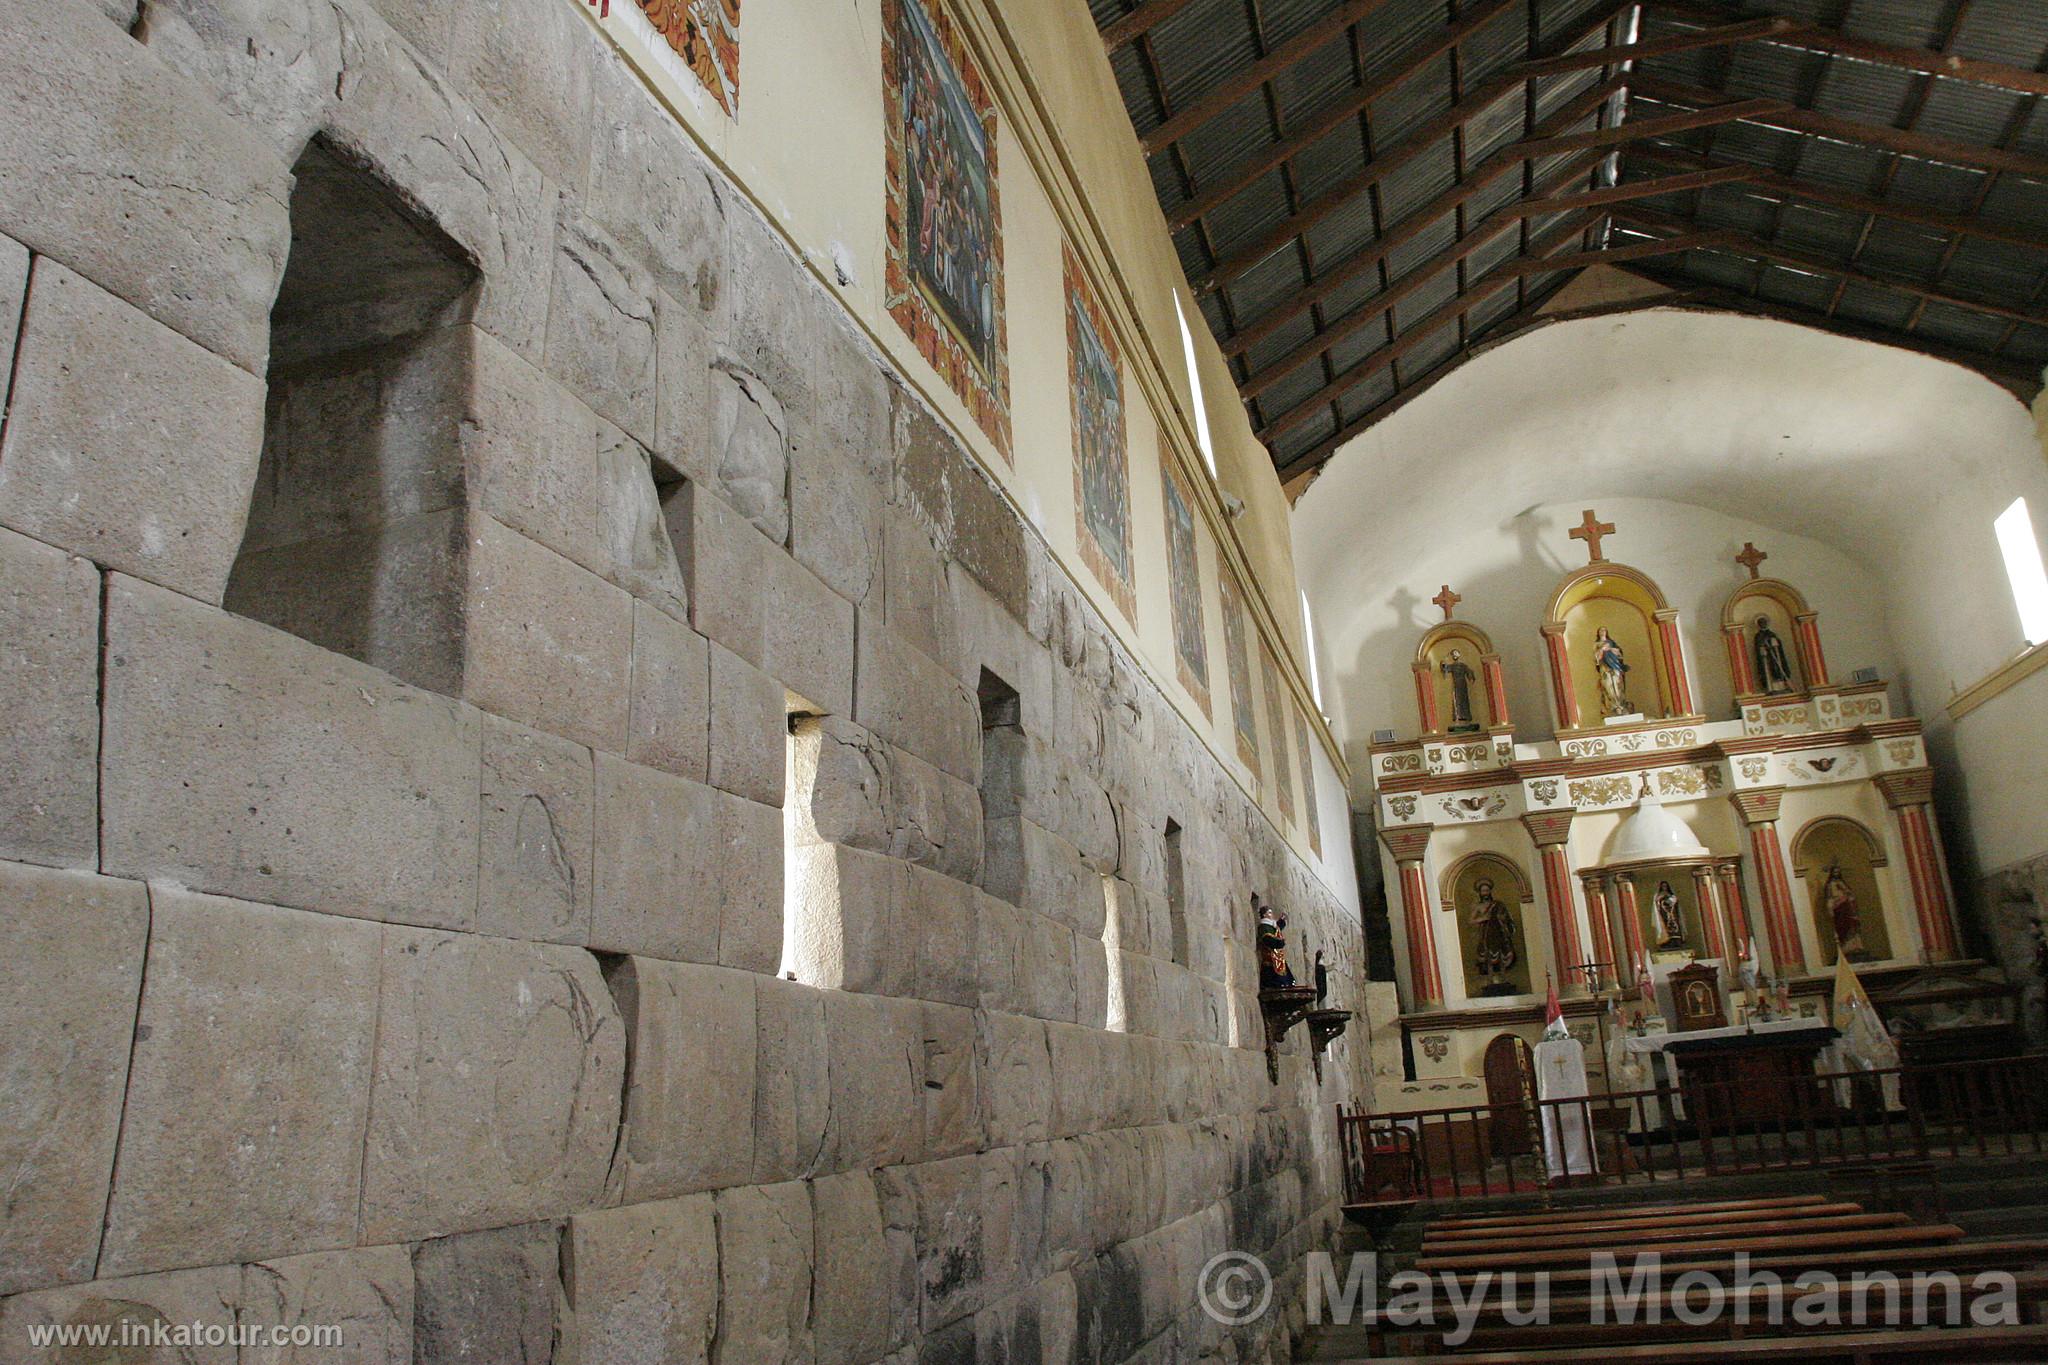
[0,2,1368,1361]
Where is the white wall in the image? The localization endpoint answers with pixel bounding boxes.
[1293,308,2048,884]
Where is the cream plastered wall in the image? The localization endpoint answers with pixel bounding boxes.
[563,0,1351,896]
[1294,309,2048,892]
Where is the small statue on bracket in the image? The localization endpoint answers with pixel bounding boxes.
[1256,901,1295,990]
[1313,949,1329,1003]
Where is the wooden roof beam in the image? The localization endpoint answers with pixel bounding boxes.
[1101,0,1200,52]
[1140,0,1398,155]
[1643,0,2048,99]
[1507,15,1800,81]
[1168,2,1624,230]
[1629,76,2048,182]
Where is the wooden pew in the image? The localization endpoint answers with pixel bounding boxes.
[1344,1322,2048,1362]
[1421,1205,1880,1253]
[1423,1201,1864,1244]
[1444,1238,2048,1295]
[1414,1221,1956,1274]
[1427,1194,1830,1233]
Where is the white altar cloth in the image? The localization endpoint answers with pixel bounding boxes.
[1535,1038,1598,1180]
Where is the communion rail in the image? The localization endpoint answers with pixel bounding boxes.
[1339,1052,2048,1208]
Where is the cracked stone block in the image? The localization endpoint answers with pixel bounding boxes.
[794,715,978,881]
[591,752,721,962]
[726,206,824,421]
[810,1169,916,1365]
[922,1002,984,1161]
[0,259,265,601]
[132,0,343,157]
[100,888,379,1278]
[358,929,623,1243]
[565,1195,717,1365]
[479,714,596,945]
[789,440,882,608]
[587,49,727,320]
[708,640,784,807]
[0,1264,241,1365]
[466,331,604,574]
[679,481,853,715]
[855,617,979,784]
[883,1155,991,1333]
[753,978,829,1185]
[411,1222,562,1365]
[653,287,725,493]
[604,956,756,1202]
[101,575,482,930]
[597,429,690,624]
[445,0,595,193]
[626,598,710,783]
[240,1245,413,1365]
[983,729,1117,875]
[975,1011,1052,1150]
[711,358,792,545]
[0,864,147,1295]
[823,991,925,1173]
[713,1181,813,1365]
[0,0,289,372]
[0,526,98,869]
[465,513,634,755]
[880,513,957,668]
[544,211,657,443]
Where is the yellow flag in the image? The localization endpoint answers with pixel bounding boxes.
[1832,954,1899,1071]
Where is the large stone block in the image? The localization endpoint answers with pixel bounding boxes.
[596,429,690,622]
[805,313,892,492]
[626,598,710,782]
[565,1196,718,1365]
[976,1011,1053,1150]
[605,957,756,1202]
[591,752,721,962]
[0,259,264,600]
[445,0,595,192]
[786,841,911,998]
[854,617,979,784]
[478,714,595,945]
[713,1181,814,1365]
[0,1264,241,1365]
[892,391,1028,619]
[879,513,956,666]
[795,715,979,883]
[976,895,1077,1024]
[913,865,979,1008]
[922,1002,984,1160]
[466,331,604,573]
[240,1245,413,1365]
[0,865,147,1295]
[823,990,925,1172]
[679,482,853,715]
[984,816,1105,937]
[0,526,98,869]
[752,978,829,1184]
[708,640,785,806]
[464,513,634,754]
[707,357,793,545]
[881,1155,991,1333]
[359,928,623,1242]
[982,729,1117,874]
[100,888,379,1277]
[544,211,657,444]
[102,577,482,928]
[717,790,782,974]
[725,206,826,420]
[411,1222,562,1365]
[0,233,24,410]
[810,1169,916,1365]
[789,440,882,608]
[133,0,344,157]
[0,0,289,372]
[653,288,725,493]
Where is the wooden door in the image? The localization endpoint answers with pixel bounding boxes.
[1483,1032,1536,1156]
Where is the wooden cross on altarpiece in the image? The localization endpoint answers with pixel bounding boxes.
[1431,584,1462,621]
[1569,509,1616,563]
[1735,542,1768,580]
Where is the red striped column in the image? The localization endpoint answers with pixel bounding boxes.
[1877,770,1959,961]
[1732,787,1804,973]
[1580,874,1618,992]
[1482,653,1511,729]
[1722,624,1757,697]
[1522,810,1583,991]
[1613,876,1648,982]
[1654,609,1694,716]
[1412,661,1439,734]
[1716,862,1752,961]
[1382,824,1443,1006]
[1692,866,1730,963]
[1793,612,1829,687]
[1541,623,1578,731]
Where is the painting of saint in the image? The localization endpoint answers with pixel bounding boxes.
[1592,626,1635,717]
[1753,617,1796,695]
[1065,249,1132,613]
[882,0,1008,455]
[1221,572,1259,772]
[637,0,741,115]
[1261,644,1294,823]
[1294,708,1322,857]
[896,0,995,372]
[1161,461,1209,705]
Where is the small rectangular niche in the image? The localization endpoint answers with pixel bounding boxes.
[1165,818,1188,969]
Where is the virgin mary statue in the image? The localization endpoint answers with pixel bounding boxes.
[1592,627,1634,717]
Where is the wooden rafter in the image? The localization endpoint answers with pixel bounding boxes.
[1644,0,2048,99]
[1256,215,1599,439]
[1628,76,2048,182]
[1101,0,1200,52]
[1166,0,1548,230]
[1509,15,1799,80]
[1140,0,1397,154]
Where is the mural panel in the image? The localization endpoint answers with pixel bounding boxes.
[882,0,1010,456]
[1294,707,1321,857]
[1160,458,1209,713]
[1221,569,1258,775]
[1065,244,1134,621]
[637,0,741,114]
[1261,643,1295,823]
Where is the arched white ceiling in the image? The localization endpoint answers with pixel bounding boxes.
[1294,308,2047,767]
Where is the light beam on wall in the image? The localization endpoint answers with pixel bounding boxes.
[1175,291,1217,478]
[1995,497,2048,646]
[1300,590,1325,710]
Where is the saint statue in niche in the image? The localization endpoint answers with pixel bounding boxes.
[1440,648,1480,732]
[1652,879,1687,951]
[1753,617,1796,695]
[1256,902,1295,990]
[1592,627,1635,717]
[1822,864,1868,959]
[1468,877,1518,986]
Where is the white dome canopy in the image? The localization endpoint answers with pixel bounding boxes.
[1606,781,1709,865]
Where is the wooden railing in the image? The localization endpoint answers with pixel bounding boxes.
[1340,1053,2048,1207]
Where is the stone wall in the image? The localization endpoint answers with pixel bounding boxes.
[0,2,1368,1361]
